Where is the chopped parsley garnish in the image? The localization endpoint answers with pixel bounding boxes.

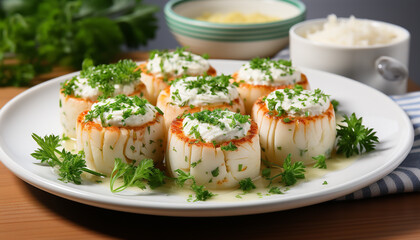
[312,154,327,169]
[239,178,256,193]
[174,169,215,201]
[183,109,250,144]
[221,142,238,151]
[265,85,330,117]
[211,167,220,177]
[191,159,202,168]
[84,94,157,126]
[336,113,379,157]
[268,187,284,194]
[264,154,306,187]
[246,57,296,82]
[170,74,236,106]
[110,158,166,192]
[31,134,106,184]
[61,59,140,99]
[148,47,209,77]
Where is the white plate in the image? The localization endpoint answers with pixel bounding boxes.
[0,60,413,217]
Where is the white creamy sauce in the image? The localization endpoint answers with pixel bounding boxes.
[183,111,250,144]
[146,51,210,78]
[77,151,355,203]
[237,62,301,86]
[170,76,239,106]
[265,88,330,116]
[89,98,157,127]
[73,77,140,101]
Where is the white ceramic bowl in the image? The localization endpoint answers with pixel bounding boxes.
[164,0,306,59]
[290,18,410,95]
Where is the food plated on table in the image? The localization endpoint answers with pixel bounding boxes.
[0,56,413,216]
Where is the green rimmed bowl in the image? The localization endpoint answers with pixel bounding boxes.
[164,0,306,59]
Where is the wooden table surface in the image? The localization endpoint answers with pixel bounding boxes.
[1,55,420,239]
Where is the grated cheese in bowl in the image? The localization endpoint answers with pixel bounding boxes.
[305,15,399,47]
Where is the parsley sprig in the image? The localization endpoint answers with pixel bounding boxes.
[336,113,379,157]
[312,154,327,169]
[31,134,106,184]
[110,158,166,192]
[174,169,215,202]
[263,154,306,186]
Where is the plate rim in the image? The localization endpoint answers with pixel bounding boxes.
[0,60,414,217]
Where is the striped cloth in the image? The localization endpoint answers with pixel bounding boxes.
[339,92,420,199]
[274,49,420,199]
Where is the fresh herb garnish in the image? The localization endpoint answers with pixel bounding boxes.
[148,47,209,77]
[84,94,156,126]
[221,142,238,151]
[170,75,236,106]
[0,1,158,87]
[268,187,284,194]
[264,154,306,186]
[246,58,296,82]
[239,178,256,193]
[31,134,105,184]
[336,113,379,157]
[265,85,329,117]
[174,169,215,201]
[110,158,166,193]
[312,154,327,169]
[183,109,250,144]
[62,59,141,99]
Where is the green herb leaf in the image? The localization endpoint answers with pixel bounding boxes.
[265,154,306,187]
[312,154,327,169]
[31,133,105,184]
[110,158,166,192]
[336,113,379,157]
[239,177,256,193]
[174,169,215,201]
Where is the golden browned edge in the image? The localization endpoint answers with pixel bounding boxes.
[77,111,164,167]
[136,62,217,82]
[169,115,258,149]
[254,97,335,125]
[232,72,310,91]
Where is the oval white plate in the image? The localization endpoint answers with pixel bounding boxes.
[0,60,413,217]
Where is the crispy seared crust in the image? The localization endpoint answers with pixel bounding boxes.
[76,111,165,174]
[169,116,258,148]
[232,73,310,114]
[252,96,335,124]
[252,96,336,165]
[157,87,245,129]
[166,115,261,189]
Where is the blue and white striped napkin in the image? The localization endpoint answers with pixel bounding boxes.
[341,92,420,199]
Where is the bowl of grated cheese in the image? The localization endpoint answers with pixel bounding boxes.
[290,15,410,95]
[164,0,306,59]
